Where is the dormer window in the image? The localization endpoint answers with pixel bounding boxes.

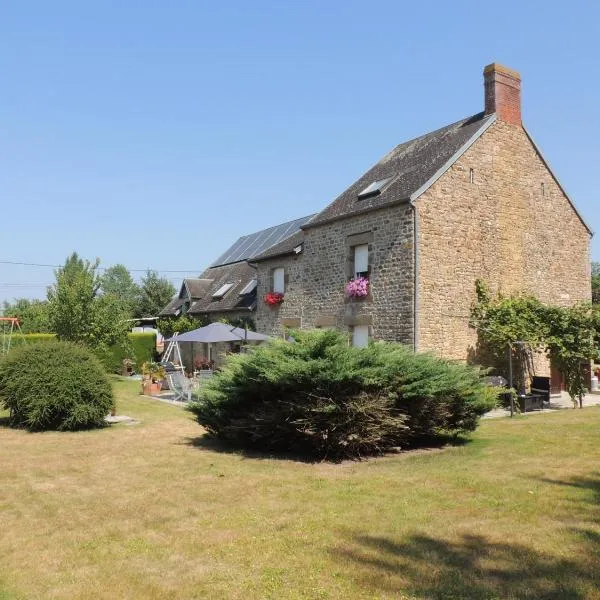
[358,176,393,200]
[212,283,234,299]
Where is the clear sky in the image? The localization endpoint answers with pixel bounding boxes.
[1,1,598,303]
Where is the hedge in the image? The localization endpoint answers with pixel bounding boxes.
[7,333,57,348]
[7,332,156,373]
[101,332,157,373]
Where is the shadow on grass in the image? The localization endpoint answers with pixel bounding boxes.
[333,473,600,599]
[333,531,599,600]
[182,432,470,464]
[0,415,11,428]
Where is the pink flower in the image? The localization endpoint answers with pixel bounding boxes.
[345,277,369,298]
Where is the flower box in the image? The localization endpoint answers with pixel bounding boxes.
[345,277,369,298]
[264,292,284,306]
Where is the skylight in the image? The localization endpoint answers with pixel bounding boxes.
[358,176,393,200]
[238,279,257,296]
[212,283,234,299]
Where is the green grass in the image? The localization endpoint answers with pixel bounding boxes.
[1,377,599,599]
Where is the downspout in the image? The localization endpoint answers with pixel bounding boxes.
[410,200,420,352]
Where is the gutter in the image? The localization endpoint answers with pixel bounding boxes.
[410,200,419,352]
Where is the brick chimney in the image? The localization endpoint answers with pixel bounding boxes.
[484,63,521,125]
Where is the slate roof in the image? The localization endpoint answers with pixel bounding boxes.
[306,112,495,227]
[184,278,213,298]
[187,261,257,315]
[211,214,315,267]
[158,297,186,317]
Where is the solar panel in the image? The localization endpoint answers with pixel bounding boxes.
[210,214,314,267]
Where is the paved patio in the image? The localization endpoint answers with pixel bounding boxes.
[483,391,600,419]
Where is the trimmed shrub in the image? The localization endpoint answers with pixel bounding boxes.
[129,332,156,367]
[98,332,156,374]
[9,332,156,374]
[189,329,497,460]
[0,341,114,431]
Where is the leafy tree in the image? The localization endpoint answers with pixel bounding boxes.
[1,298,52,333]
[100,264,140,315]
[592,261,600,304]
[47,253,100,343]
[545,304,600,407]
[136,270,176,318]
[46,253,131,361]
[157,314,205,338]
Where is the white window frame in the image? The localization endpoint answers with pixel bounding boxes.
[354,244,369,278]
[238,279,257,296]
[272,267,285,294]
[352,324,369,348]
[212,283,234,299]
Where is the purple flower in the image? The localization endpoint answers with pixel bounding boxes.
[345,277,369,298]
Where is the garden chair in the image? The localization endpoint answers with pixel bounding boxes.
[166,372,193,402]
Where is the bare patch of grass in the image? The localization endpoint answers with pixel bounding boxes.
[1,379,599,599]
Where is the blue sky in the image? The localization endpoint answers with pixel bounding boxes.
[1,1,598,303]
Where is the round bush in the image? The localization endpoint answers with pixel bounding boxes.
[0,341,114,431]
[189,329,497,460]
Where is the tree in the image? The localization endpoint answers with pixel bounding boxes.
[592,262,600,304]
[47,253,100,343]
[46,253,131,359]
[545,304,600,408]
[100,264,140,315]
[1,298,51,333]
[136,270,176,318]
[156,314,205,338]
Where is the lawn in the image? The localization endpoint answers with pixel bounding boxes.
[1,378,599,600]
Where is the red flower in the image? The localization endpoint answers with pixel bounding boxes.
[264,292,284,306]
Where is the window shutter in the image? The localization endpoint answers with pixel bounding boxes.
[354,244,369,276]
[273,267,285,293]
[352,325,369,348]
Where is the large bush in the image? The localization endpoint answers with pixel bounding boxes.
[0,341,114,431]
[189,329,497,460]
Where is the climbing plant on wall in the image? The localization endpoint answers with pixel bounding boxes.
[470,280,600,407]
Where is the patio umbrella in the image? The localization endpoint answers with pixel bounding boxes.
[164,322,270,344]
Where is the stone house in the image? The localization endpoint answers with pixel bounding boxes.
[159,215,313,327]
[253,63,593,389]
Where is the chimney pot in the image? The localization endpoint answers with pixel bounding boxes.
[484,63,522,125]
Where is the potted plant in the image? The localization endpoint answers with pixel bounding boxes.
[141,361,166,395]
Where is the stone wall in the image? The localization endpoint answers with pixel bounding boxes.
[256,204,415,344]
[416,120,592,367]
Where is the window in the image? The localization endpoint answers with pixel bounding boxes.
[212,283,234,299]
[352,325,369,348]
[272,267,285,293]
[238,279,257,296]
[354,244,369,278]
[358,176,393,200]
[469,168,475,184]
[541,182,545,196]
